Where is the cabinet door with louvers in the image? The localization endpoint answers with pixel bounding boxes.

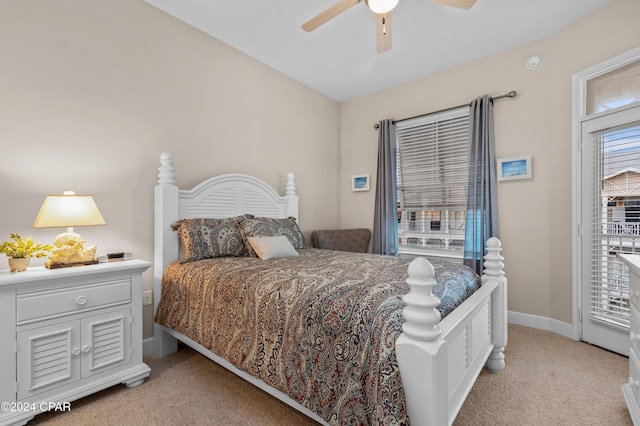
[17,309,131,399]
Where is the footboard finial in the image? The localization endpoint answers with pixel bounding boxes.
[483,237,505,278]
[402,257,442,342]
[483,237,507,373]
[158,152,176,185]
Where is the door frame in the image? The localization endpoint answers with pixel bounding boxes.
[579,107,640,355]
[572,46,640,342]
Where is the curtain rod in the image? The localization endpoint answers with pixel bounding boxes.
[373,90,517,129]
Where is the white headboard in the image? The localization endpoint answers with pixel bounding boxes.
[153,152,298,323]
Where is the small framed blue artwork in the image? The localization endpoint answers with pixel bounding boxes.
[497,156,531,181]
[352,174,370,191]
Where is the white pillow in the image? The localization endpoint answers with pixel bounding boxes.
[247,235,300,260]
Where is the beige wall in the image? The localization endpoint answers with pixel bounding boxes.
[0,0,341,338]
[339,0,640,324]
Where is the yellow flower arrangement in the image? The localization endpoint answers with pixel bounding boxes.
[0,233,53,259]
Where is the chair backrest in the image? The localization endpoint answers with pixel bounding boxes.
[310,228,371,253]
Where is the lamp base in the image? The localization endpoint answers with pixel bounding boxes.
[45,259,99,269]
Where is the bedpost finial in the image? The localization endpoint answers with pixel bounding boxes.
[285,172,296,196]
[407,256,434,281]
[158,152,176,185]
[486,237,501,250]
[483,237,505,277]
[402,257,441,342]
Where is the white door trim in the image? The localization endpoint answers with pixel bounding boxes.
[572,46,640,342]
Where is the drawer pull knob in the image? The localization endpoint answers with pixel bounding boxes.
[631,332,640,341]
[72,348,81,356]
[631,377,640,388]
[82,345,91,353]
[76,296,88,305]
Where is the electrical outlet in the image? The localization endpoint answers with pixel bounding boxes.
[142,290,153,306]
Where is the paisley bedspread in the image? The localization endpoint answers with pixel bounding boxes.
[155,248,479,425]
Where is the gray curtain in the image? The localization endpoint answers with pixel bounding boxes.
[372,119,398,255]
[464,95,499,275]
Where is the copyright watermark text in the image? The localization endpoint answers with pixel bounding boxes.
[1,401,71,412]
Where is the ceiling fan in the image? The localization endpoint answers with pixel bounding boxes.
[302,0,476,53]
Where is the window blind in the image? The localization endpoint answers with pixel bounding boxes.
[396,107,470,210]
[586,59,640,115]
[590,122,640,329]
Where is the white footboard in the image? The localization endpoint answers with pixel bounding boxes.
[396,237,507,426]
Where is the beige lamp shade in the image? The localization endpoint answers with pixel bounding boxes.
[33,191,106,230]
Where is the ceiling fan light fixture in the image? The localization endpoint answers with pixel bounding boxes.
[366,0,399,14]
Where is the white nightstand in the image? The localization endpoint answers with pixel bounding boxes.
[0,259,151,426]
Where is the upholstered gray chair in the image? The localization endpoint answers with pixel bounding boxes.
[310,228,371,253]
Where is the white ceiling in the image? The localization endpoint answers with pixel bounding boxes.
[144,0,611,102]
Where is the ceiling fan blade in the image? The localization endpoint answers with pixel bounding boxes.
[302,0,362,32]
[426,0,476,10]
[375,12,392,53]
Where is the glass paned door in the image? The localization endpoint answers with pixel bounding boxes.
[581,106,640,355]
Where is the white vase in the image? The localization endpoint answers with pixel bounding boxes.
[8,257,30,272]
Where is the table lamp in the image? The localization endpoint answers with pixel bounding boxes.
[33,191,106,268]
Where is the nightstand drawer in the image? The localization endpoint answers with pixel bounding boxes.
[17,279,131,324]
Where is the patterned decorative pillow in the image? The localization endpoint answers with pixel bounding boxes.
[238,216,306,257]
[172,215,251,263]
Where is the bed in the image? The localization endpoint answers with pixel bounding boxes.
[152,152,508,425]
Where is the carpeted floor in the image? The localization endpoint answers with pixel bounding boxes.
[30,324,633,425]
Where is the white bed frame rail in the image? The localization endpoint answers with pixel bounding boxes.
[152,152,507,426]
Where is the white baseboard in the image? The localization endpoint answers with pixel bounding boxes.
[143,337,155,356]
[508,311,577,340]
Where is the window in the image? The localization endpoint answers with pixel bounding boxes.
[586,59,640,115]
[395,107,470,258]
